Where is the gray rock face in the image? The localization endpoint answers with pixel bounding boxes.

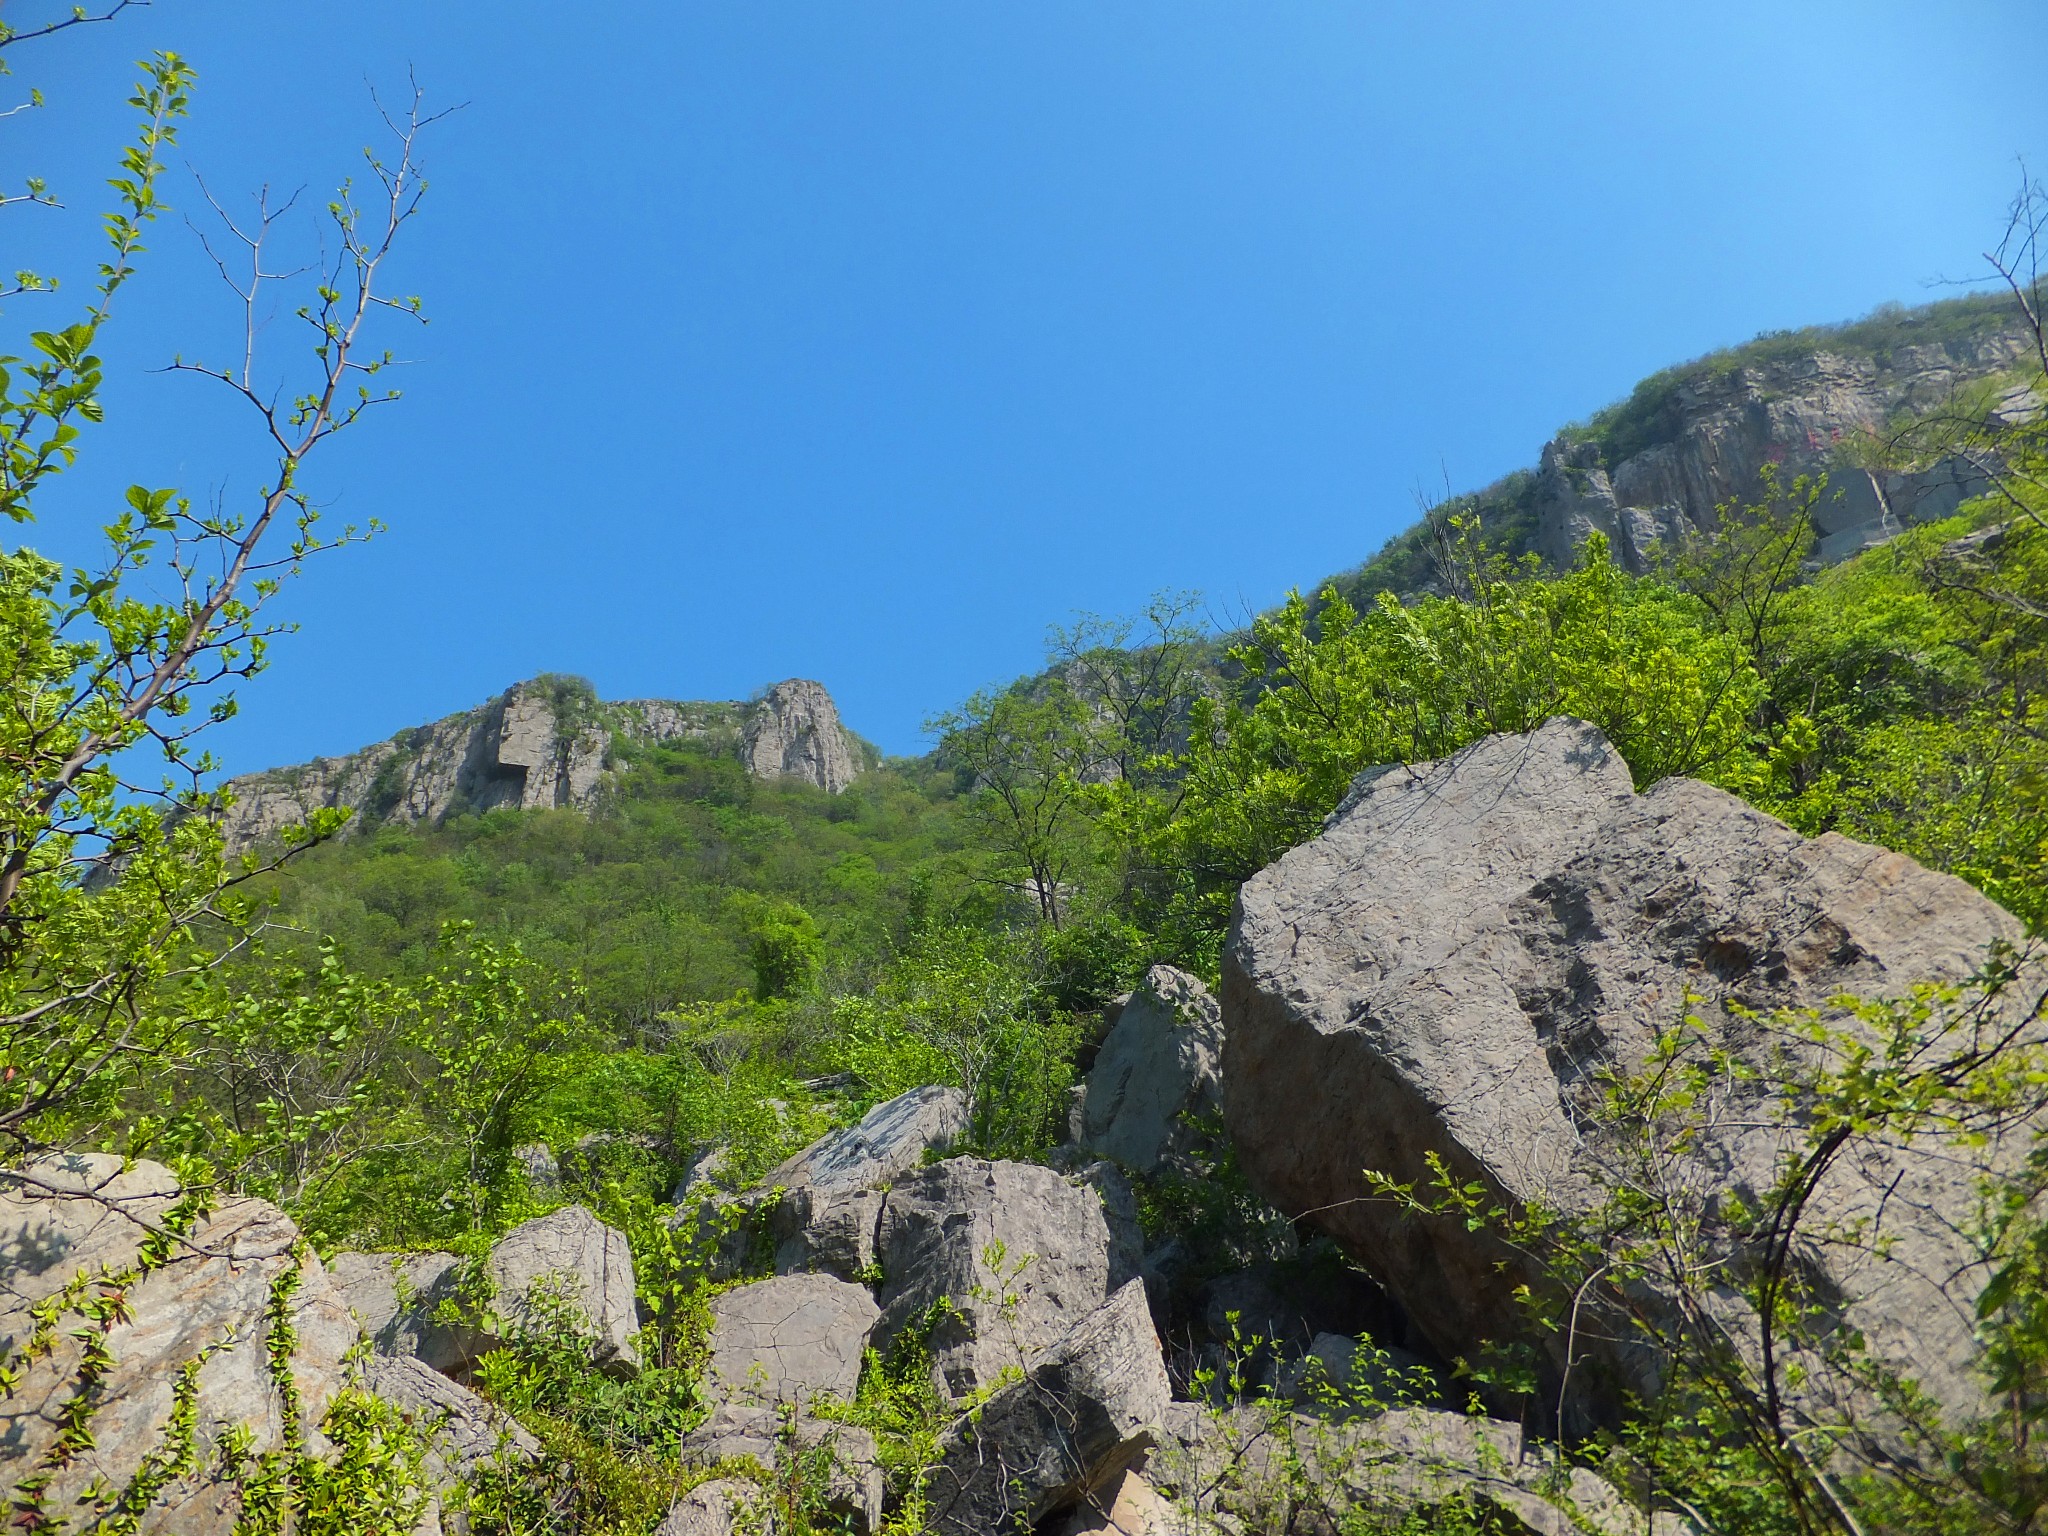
[330,1249,469,1375]
[360,1353,540,1483]
[1224,718,2026,1429]
[765,1086,971,1281]
[654,1479,755,1536]
[1527,332,2034,575]
[874,1157,1118,1400]
[1077,965,1223,1173]
[680,1402,885,1534]
[742,678,865,795]
[926,1281,1171,1536]
[216,675,869,857]
[707,1273,880,1405]
[484,1205,640,1373]
[1152,1401,1681,1536]
[0,1155,360,1536]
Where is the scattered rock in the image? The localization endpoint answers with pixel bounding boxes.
[1153,1400,1681,1536]
[654,1479,756,1536]
[360,1352,540,1482]
[330,1249,469,1375]
[874,1156,1117,1399]
[681,1402,885,1534]
[926,1280,1171,1536]
[1054,1464,1175,1536]
[1224,718,2029,1430]
[483,1204,640,1373]
[0,1154,360,1536]
[1076,965,1223,1174]
[707,1273,880,1405]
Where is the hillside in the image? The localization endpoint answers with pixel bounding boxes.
[1330,290,2037,602]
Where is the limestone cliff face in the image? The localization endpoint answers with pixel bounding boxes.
[1532,331,2036,573]
[217,677,870,856]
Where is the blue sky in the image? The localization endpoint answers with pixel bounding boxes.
[11,2,2048,766]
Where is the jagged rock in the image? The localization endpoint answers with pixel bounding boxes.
[672,1145,734,1203]
[329,1249,469,1375]
[0,1154,360,1536]
[1055,1465,1175,1536]
[766,1086,971,1280]
[215,676,869,857]
[1224,718,2028,1431]
[926,1281,1171,1536]
[360,1353,540,1481]
[654,1480,756,1536]
[743,678,864,794]
[707,1273,880,1404]
[680,1402,885,1534]
[1076,965,1223,1174]
[1525,331,2032,575]
[1151,1401,1683,1536]
[873,1157,1118,1400]
[482,1205,640,1373]
[511,1143,561,1194]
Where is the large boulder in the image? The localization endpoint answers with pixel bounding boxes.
[1075,965,1223,1173]
[0,1155,361,1536]
[873,1157,1117,1399]
[925,1280,1171,1536]
[680,1402,885,1533]
[1152,1400,1682,1536]
[359,1353,539,1485]
[766,1086,970,1281]
[330,1249,468,1374]
[483,1205,639,1373]
[1224,718,2028,1430]
[706,1272,880,1405]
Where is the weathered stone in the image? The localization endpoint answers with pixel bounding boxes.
[767,1084,971,1196]
[1152,1400,1682,1536]
[742,678,865,794]
[1077,966,1223,1174]
[361,1352,540,1483]
[484,1205,640,1372]
[330,1249,469,1374]
[653,1479,755,1536]
[1224,718,2028,1430]
[681,1402,884,1534]
[1055,1465,1176,1536]
[0,1154,360,1536]
[707,1273,880,1405]
[874,1157,1117,1399]
[215,677,868,858]
[771,1188,885,1281]
[511,1143,561,1194]
[926,1281,1171,1536]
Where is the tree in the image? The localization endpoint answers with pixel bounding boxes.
[0,30,447,1149]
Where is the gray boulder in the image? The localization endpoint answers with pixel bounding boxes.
[926,1280,1171,1536]
[654,1479,755,1536]
[360,1352,540,1483]
[1152,1400,1682,1536]
[873,1156,1117,1399]
[1054,1465,1176,1536]
[680,1402,885,1533]
[1224,718,2028,1430]
[0,1155,361,1536]
[484,1204,640,1372]
[707,1272,880,1405]
[330,1249,469,1374]
[1077,965,1223,1173]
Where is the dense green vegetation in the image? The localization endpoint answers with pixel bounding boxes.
[12,27,2048,1536]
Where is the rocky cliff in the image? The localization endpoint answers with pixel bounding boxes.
[1341,297,2041,595]
[217,675,872,856]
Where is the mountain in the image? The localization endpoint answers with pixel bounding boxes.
[217,674,876,857]
[1332,292,2039,601]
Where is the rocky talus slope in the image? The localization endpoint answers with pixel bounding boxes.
[214,675,871,856]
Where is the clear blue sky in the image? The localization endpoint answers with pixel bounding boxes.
[12,2,2048,767]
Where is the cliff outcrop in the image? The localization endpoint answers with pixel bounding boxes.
[217,675,872,856]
